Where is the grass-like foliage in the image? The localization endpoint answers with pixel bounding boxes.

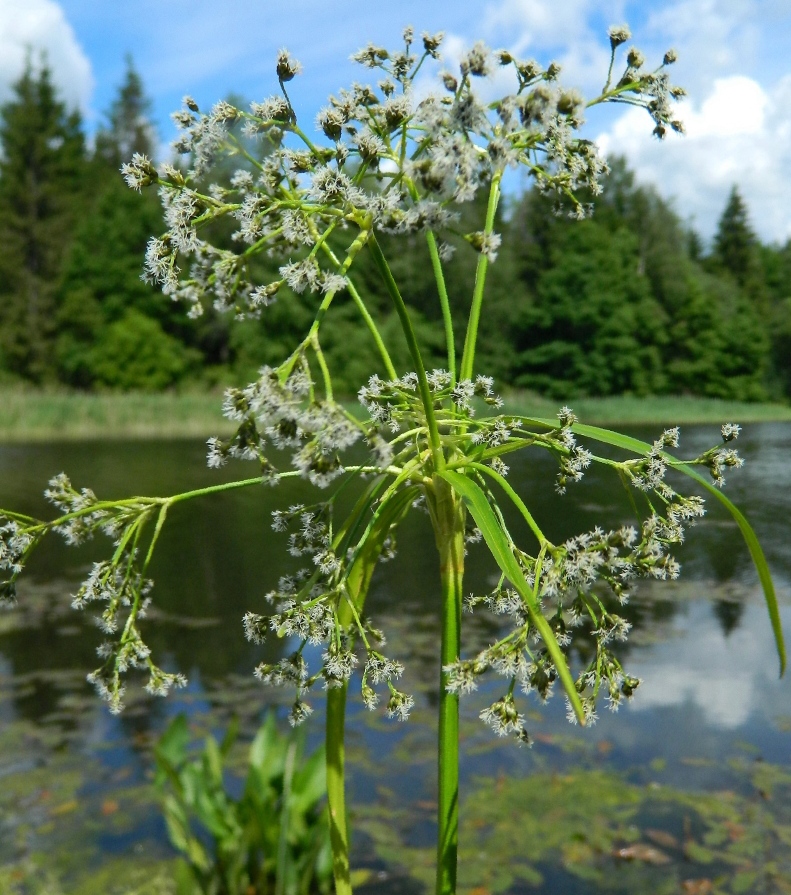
[155,713,332,895]
[0,24,783,895]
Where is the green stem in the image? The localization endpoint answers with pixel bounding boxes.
[295,228,368,360]
[318,238,397,379]
[142,503,169,573]
[167,474,298,505]
[321,477,398,895]
[368,234,444,471]
[311,333,333,401]
[426,231,456,382]
[459,172,502,382]
[429,475,465,895]
[326,684,352,895]
[467,462,547,548]
[347,277,398,380]
[402,176,455,383]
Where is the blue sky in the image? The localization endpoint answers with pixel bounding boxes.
[1,0,790,243]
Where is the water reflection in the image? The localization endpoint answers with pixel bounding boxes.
[1,423,790,892]
[631,597,790,729]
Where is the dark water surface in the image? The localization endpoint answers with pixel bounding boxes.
[1,423,790,893]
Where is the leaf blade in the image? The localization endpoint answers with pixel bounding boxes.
[676,463,785,676]
[563,420,785,676]
[438,469,585,724]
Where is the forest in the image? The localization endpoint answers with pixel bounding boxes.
[1,57,789,401]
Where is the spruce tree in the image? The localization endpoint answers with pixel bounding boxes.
[94,55,156,170]
[712,186,759,287]
[0,57,87,382]
[57,59,201,390]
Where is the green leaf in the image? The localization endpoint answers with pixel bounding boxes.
[203,735,224,789]
[438,469,585,724]
[155,713,190,767]
[220,714,240,758]
[676,463,785,676]
[249,712,285,781]
[332,475,388,552]
[338,484,419,627]
[291,745,327,813]
[563,420,785,677]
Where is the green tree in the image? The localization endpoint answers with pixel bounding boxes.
[482,161,770,401]
[712,186,759,288]
[56,60,200,390]
[0,56,87,382]
[94,55,156,171]
[760,239,791,397]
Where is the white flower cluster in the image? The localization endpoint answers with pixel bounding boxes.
[547,407,593,494]
[243,501,412,724]
[479,694,530,744]
[122,26,683,320]
[444,412,731,742]
[70,549,184,713]
[358,370,503,440]
[3,471,191,713]
[207,364,361,487]
[0,516,39,605]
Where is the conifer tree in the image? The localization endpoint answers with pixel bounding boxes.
[57,60,201,390]
[712,186,759,288]
[94,55,156,171]
[0,57,87,382]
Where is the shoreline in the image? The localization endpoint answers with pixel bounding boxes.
[0,388,789,442]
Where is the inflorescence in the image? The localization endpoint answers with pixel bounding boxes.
[0,26,754,746]
[120,25,683,321]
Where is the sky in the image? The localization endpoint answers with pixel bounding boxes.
[0,0,789,244]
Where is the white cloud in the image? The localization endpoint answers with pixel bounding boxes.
[629,600,790,730]
[0,0,93,115]
[453,0,791,242]
[481,0,615,93]
[642,0,764,98]
[596,74,791,243]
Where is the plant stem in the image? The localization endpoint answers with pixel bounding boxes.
[318,240,397,380]
[167,474,298,505]
[459,172,502,382]
[403,176,455,383]
[368,234,445,471]
[326,684,352,895]
[426,231,456,383]
[429,475,465,895]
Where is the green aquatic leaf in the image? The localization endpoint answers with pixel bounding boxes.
[438,468,585,724]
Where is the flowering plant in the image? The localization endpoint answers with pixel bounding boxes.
[0,24,783,895]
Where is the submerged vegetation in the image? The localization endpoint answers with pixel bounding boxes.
[3,685,791,895]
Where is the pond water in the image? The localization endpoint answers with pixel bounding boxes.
[1,423,790,894]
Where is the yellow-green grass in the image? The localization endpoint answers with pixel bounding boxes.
[0,388,789,442]
[0,389,234,442]
[499,391,791,426]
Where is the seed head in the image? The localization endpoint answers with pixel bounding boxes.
[608,24,631,48]
[276,49,302,82]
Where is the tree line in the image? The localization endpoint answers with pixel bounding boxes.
[1,58,789,400]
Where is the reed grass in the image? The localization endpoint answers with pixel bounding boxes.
[0,387,789,442]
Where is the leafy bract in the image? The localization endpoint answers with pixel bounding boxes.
[439,469,585,724]
[533,419,786,677]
